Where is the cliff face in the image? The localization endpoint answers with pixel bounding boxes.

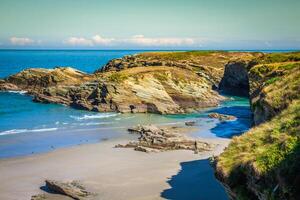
[219,60,257,97]
[249,62,300,125]
[214,52,300,200]
[0,51,257,114]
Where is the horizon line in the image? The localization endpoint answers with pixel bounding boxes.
[0,48,299,52]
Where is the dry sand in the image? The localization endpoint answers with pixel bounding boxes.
[0,137,230,200]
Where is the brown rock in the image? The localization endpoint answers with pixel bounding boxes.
[0,82,20,91]
[208,113,236,121]
[116,125,214,153]
[45,180,93,200]
[185,121,196,126]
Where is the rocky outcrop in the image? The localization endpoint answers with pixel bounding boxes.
[1,51,265,114]
[208,113,236,121]
[3,67,93,90]
[116,125,214,153]
[3,51,261,114]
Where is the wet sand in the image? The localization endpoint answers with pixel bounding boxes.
[0,137,229,200]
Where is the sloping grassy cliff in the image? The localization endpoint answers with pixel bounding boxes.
[215,59,300,200]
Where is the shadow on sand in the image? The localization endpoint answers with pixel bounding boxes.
[161,159,228,200]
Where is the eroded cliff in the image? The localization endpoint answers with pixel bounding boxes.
[214,52,300,200]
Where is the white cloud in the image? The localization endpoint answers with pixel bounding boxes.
[63,35,201,47]
[64,35,115,46]
[10,37,34,45]
[92,35,115,45]
[64,37,94,46]
[127,35,196,46]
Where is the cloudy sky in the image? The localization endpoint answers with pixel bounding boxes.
[0,0,299,49]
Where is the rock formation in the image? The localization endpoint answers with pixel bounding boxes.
[0,51,260,114]
[208,113,237,121]
[116,125,214,153]
[31,180,95,200]
[185,121,196,126]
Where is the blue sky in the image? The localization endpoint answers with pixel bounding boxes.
[0,0,299,49]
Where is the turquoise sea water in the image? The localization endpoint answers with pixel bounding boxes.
[0,50,147,78]
[0,50,252,158]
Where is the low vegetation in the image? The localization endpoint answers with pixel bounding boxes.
[216,59,300,200]
[216,100,300,200]
[106,72,128,83]
[256,51,300,64]
[250,62,300,111]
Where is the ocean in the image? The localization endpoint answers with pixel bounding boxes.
[0,50,252,158]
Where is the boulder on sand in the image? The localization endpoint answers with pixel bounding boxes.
[42,179,93,200]
[117,125,214,153]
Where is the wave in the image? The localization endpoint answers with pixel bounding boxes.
[7,90,27,95]
[78,122,113,126]
[70,113,119,120]
[0,127,58,136]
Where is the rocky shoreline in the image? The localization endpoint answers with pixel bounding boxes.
[0,51,260,114]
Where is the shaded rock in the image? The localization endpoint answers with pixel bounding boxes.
[45,180,93,200]
[70,100,93,111]
[219,60,251,97]
[208,113,236,121]
[116,125,214,153]
[185,121,196,126]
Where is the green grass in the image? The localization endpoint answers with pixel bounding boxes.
[250,62,300,77]
[107,72,128,83]
[216,100,300,199]
[139,50,227,60]
[257,52,300,64]
[265,77,281,85]
[216,61,300,199]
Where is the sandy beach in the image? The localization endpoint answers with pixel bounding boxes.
[0,137,229,200]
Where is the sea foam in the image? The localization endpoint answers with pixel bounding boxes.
[7,90,28,95]
[70,113,119,120]
[0,128,58,136]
